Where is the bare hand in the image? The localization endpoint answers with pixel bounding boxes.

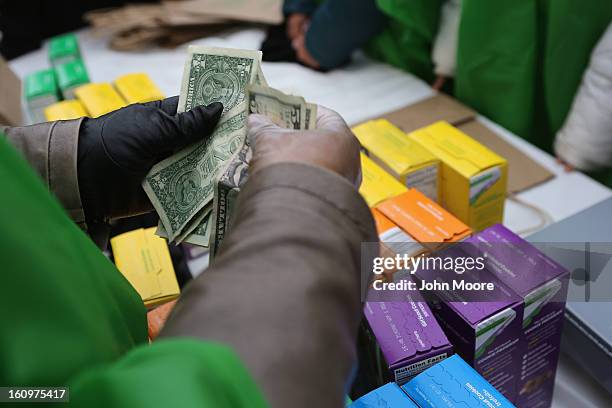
[556,157,574,172]
[292,34,321,69]
[248,106,361,186]
[287,13,310,40]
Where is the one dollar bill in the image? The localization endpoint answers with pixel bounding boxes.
[143,45,261,240]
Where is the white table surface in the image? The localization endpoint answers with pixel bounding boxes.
[10,27,612,406]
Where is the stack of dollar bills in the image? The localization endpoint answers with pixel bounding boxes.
[143,45,317,258]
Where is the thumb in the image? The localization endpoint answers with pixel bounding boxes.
[163,102,223,151]
[247,113,282,146]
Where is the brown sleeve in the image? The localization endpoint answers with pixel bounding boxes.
[161,162,377,408]
[1,120,86,228]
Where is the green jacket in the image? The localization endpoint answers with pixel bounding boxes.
[368,0,612,152]
[0,135,268,407]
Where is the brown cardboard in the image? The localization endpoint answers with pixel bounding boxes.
[457,121,554,193]
[0,55,23,126]
[170,0,283,25]
[382,93,475,133]
[379,94,554,194]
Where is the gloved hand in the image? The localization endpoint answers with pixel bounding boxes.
[77,96,223,226]
[248,105,361,186]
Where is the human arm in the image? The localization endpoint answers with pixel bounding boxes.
[554,22,612,172]
[2,120,87,227]
[2,97,222,245]
[290,0,387,69]
[160,108,377,407]
[0,133,268,408]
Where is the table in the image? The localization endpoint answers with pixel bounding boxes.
[10,27,612,406]
[12,28,611,235]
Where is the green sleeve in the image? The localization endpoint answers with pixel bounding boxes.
[0,135,146,387]
[0,134,269,406]
[455,0,612,151]
[70,340,269,408]
[366,0,443,83]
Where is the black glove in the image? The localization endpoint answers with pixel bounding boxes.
[77,96,223,228]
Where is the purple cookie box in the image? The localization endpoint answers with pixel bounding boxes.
[467,224,570,408]
[364,295,453,384]
[414,255,525,402]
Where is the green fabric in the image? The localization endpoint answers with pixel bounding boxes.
[366,0,443,83]
[0,135,268,407]
[456,0,612,151]
[366,0,612,156]
[70,340,269,408]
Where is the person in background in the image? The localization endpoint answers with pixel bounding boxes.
[0,98,375,407]
[284,0,612,166]
[554,22,612,187]
[284,0,460,90]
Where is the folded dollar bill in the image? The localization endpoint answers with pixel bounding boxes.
[209,84,317,257]
[144,44,317,252]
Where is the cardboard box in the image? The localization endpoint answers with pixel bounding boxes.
[466,224,569,407]
[44,100,88,121]
[409,121,508,232]
[350,382,418,407]
[115,73,165,104]
[353,119,440,202]
[373,189,471,282]
[24,69,61,123]
[111,227,180,308]
[413,248,524,401]
[54,59,90,99]
[363,300,453,385]
[0,55,23,126]
[75,83,127,118]
[401,354,516,408]
[48,33,81,66]
[359,152,407,207]
[350,356,516,408]
[147,299,177,341]
[376,189,472,252]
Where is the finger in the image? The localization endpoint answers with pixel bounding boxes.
[315,105,349,132]
[158,96,180,115]
[141,96,179,115]
[247,114,281,145]
[287,21,298,40]
[162,102,223,151]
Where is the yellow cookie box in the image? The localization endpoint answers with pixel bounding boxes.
[75,82,127,118]
[111,227,180,309]
[353,119,440,203]
[44,100,88,121]
[408,121,508,232]
[115,73,165,104]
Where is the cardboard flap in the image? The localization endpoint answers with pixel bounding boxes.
[364,301,450,365]
[110,227,179,306]
[359,153,407,207]
[381,93,475,133]
[377,189,471,244]
[410,122,506,178]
